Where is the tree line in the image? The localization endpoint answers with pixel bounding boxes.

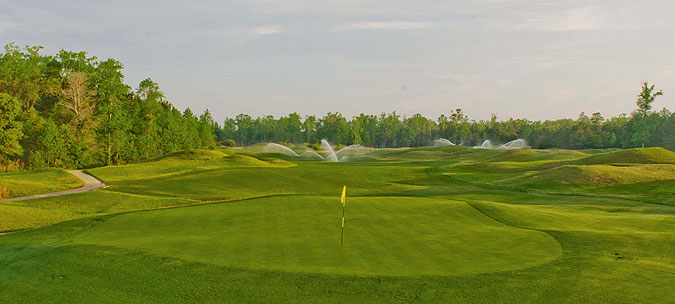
[217,83,673,151]
[1,43,674,171]
[0,43,215,170]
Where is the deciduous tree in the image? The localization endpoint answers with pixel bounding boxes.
[635,82,662,148]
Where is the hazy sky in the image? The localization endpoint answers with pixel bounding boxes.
[1,0,674,122]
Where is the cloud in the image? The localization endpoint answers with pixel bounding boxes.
[226,25,283,44]
[333,21,433,31]
[431,73,480,83]
[250,25,283,35]
[516,7,601,31]
[0,20,14,33]
[514,6,644,32]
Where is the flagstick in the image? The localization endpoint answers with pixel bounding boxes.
[340,186,346,247]
[340,197,345,247]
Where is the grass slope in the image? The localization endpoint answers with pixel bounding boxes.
[437,147,675,205]
[0,169,82,199]
[518,164,675,188]
[0,146,673,303]
[574,147,675,165]
[488,149,587,163]
[90,149,294,182]
[0,150,295,231]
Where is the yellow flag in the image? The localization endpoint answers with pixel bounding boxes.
[341,186,346,206]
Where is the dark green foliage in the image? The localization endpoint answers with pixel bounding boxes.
[0,93,23,158]
[2,43,675,171]
[0,44,217,168]
[221,139,236,147]
[28,119,81,168]
[215,88,673,150]
[215,107,675,151]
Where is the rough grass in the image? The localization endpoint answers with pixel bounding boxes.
[0,169,82,199]
[95,163,428,201]
[488,149,587,163]
[0,150,296,231]
[158,149,234,160]
[1,162,427,231]
[438,147,675,205]
[574,147,675,165]
[371,145,499,161]
[89,149,294,182]
[0,190,195,231]
[487,149,539,162]
[469,200,675,233]
[520,164,675,187]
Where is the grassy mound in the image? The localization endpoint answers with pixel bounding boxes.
[575,147,675,165]
[90,149,294,182]
[373,145,497,161]
[100,162,426,201]
[521,164,675,187]
[157,149,233,161]
[0,169,83,199]
[224,154,278,166]
[489,149,588,163]
[488,149,539,162]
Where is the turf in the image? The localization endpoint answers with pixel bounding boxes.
[0,169,83,199]
[72,196,560,276]
[90,149,294,182]
[518,164,675,187]
[574,147,675,165]
[0,146,674,303]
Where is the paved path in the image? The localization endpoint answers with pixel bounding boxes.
[0,170,106,202]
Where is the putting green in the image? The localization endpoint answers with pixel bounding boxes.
[73,195,561,276]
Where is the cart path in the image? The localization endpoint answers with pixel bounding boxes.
[0,170,106,202]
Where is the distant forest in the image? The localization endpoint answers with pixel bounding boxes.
[1,44,674,170]
[217,107,674,151]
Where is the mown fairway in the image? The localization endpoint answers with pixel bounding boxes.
[1,147,674,303]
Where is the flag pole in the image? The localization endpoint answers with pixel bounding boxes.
[340,186,346,247]
[340,199,345,247]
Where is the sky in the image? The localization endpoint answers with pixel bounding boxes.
[1,0,675,123]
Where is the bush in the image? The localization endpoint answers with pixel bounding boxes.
[0,185,10,199]
[306,143,321,150]
[0,157,23,173]
[221,139,237,147]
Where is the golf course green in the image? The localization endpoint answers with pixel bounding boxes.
[1,146,674,303]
